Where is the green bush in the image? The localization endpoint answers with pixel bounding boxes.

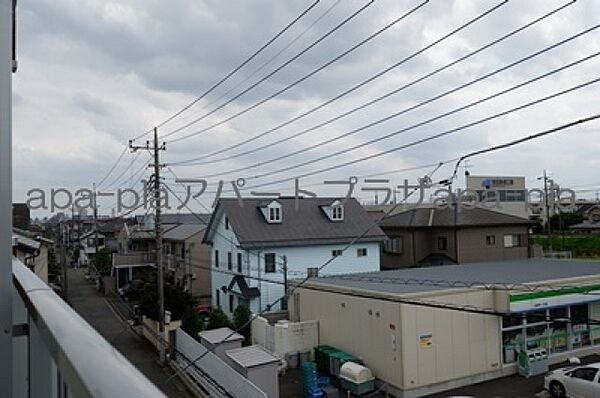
[233,304,252,345]
[206,307,232,330]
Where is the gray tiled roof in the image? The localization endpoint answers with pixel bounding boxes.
[205,197,387,249]
[163,224,206,241]
[161,213,211,225]
[306,258,600,296]
[378,207,532,228]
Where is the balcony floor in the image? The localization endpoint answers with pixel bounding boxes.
[67,268,194,398]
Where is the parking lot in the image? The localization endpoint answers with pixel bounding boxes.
[426,354,600,398]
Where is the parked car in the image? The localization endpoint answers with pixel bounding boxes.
[194,303,211,318]
[544,362,600,397]
[117,280,144,301]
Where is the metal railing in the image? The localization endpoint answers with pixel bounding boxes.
[112,251,157,266]
[12,258,165,397]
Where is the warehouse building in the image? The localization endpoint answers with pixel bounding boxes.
[289,258,600,397]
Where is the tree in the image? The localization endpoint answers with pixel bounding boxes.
[181,305,203,340]
[233,304,252,345]
[206,307,232,330]
[138,274,193,321]
[94,248,112,276]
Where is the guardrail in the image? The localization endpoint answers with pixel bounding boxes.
[12,258,165,397]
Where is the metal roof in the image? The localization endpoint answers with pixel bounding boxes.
[225,345,280,369]
[199,327,244,344]
[378,207,532,228]
[163,224,206,241]
[306,258,600,296]
[160,213,211,225]
[204,197,387,249]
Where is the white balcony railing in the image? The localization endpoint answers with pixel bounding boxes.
[11,258,165,398]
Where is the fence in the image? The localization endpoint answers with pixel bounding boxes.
[175,329,267,398]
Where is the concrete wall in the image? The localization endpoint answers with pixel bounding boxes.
[251,316,319,360]
[291,288,404,390]
[399,290,501,392]
[290,287,502,395]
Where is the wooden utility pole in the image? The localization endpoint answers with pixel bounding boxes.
[130,128,166,362]
[93,183,99,275]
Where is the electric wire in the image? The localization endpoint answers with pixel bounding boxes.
[165,1,508,144]
[162,0,381,140]
[130,0,323,141]
[170,0,574,166]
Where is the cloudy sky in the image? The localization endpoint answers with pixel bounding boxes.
[12,0,600,217]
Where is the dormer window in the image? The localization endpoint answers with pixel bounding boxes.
[322,200,344,222]
[261,200,282,223]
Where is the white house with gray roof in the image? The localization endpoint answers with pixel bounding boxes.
[202,197,387,317]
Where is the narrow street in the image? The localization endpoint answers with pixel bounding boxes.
[67,268,194,398]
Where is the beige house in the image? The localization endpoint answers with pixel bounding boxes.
[376,207,532,269]
[290,258,600,397]
[113,214,212,303]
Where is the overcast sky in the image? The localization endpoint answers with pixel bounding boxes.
[12,0,600,217]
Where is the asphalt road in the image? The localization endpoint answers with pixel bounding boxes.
[426,354,600,398]
[67,268,194,398]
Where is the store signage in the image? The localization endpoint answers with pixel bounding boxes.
[509,284,600,312]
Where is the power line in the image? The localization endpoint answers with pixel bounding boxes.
[96,146,128,188]
[165,0,508,144]
[170,0,574,166]
[448,113,600,183]
[208,75,600,191]
[198,0,343,114]
[131,0,323,141]
[164,163,445,382]
[180,32,600,180]
[162,0,382,140]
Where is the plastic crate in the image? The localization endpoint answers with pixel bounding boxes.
[314,345,339,375]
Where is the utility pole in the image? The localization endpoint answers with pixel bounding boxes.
[93,183,99,276]
[60,223,68,302]
[130,128,166,362]
[0,0,14,393]
[539,170,553,253]
[282,255,288,310]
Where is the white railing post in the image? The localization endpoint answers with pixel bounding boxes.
[1,0,13,395]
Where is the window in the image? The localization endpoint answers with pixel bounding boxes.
[332,250,343,257]
[216,290,220,307]
[331,206,344,221]
[237,253,243,273]
[265,253,276,273]
[486,235,496,245]
[503,234,521,248]
[229,294,234,314]
[384,238,403,254]
[357,248,367,257]
[268,206,281,223]
[215,250,219,268]
[438,236,448,251]
[570,367,598,382]
[227,252,232,270]
[225,217,229,230]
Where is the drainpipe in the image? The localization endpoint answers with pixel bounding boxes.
[0,0,13,393]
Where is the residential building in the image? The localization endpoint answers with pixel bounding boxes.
[570,204,600,234]
[290,258,600,397]
[112,213,212,302]
[202,197,387,317]
[376,206,532,269]
[77,229,105,266]
[12,227,53,282]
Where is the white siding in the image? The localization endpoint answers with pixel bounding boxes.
[209,212,381,317]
